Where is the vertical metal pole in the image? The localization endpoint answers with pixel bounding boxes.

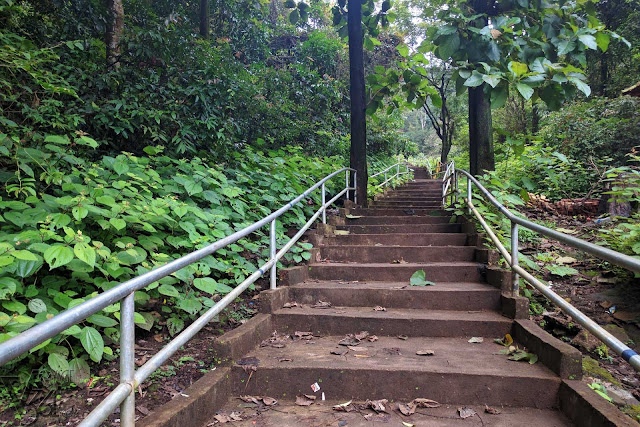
[396,164,399,181]
[354,170,358,205]
[321,183,326,224]
[345,170,349,201]
[467,178,472,215]
[511,221,519,295]
[270,219,277,290]
[384,171,387,186]
[120,292,135,427]
[454,173,458,205]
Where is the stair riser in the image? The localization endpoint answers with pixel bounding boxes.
[309,264,483,282]
[272,313,511,338]
[230,368,560,408]
[318,246,475,263]
[336,216,451,225]
[348,208,446,216]
[289,288,501,311]
[322,234,469,246]
[372,202,444,208]
[338,224,462,234]
[380,196,443,201]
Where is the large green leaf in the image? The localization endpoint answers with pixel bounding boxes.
[80,326,104,363]
[44,245,74,270]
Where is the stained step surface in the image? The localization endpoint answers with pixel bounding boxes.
[309,261,483,282]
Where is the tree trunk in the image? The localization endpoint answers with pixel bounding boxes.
[200,0,209,38]
[347,0,368,206]
[105,0,124,68]
[468,85,494,175]
[531,103,540,134]
[600,51,608,97]
[441,128,451,165]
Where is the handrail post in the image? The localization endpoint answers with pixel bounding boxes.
[354,170,358,205]
[454,172,458,205]
[466,178,472,214]
[120,292,136,427]
[384,171,387,185]
[396,163,399,182]
[345,170,349,200]
[321,183,326,224]
[511,221,519,295]
[270,219,277,289]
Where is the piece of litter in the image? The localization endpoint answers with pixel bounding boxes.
[310,382,320,392]
[485,405,500,414]
[322,392,325,401]
[180,393,189,397]
[416,350,435,356]
[282,302,298,308]
[373,306,386,311]
[295,394,316,406]
[397,334,408,340]
[458,407,476,419]
[468,337,484,344]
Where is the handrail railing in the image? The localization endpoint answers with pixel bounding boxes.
[370,162,413,188]
[441,166,640,372]
[0,166,357,426]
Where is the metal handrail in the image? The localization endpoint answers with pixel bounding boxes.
[370,162,413,188]
[442,166,640,372]
[0,166,357,426]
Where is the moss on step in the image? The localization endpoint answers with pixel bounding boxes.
[621,404,640,422]
[583,356,622,386]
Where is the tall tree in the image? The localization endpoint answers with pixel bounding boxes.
[199,0,209,38]
[105,0,124,68]
[422,65,457,164]
[347,0,368,205]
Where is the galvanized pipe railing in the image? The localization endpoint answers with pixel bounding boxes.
[0,166,356,426]
[370,162,413,188]
[442,166,640,372]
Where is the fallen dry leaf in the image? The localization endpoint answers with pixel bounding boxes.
[367,335,379,342]
[294,331,314,340]
[277,357,292,362]
[331,348,349,356]
[373,306,387,312]
[416,350,435,356]
[397,334,408,341]
[238,395,277,406]
[397,402,415,416]
[311,300,332,309]
[556,256,577,264]
[355,331,370,340]
[413,398,440,408]
[262,396,277,406]
[333,401,354,412]
[468,337,484,344]
[365,399,389,413]
[458,407,476,419]
[295,394,317,406]
[339,334,361,346]
[364,413,391,422]
[383,347,402,355]
[485,405,500,414]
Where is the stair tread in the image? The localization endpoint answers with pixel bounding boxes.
[312,261,480,267]
[235,334,555,379]
[215,401,572,426]
[295,280,499,291]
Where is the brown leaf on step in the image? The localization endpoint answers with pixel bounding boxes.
[364,413,391,422]
[237,357,260,366]
[282,302,298,308]
[311,300,332,309]
[413,398,440,408]
[416,350,435,356]
[383,347,402,355]
[347,345,367,352]
[468,337,484,344]
[600,301,614,309]
[136,405,150,416]
[261,331,290,348]
[339,334,361,346]
[613,311,640,322]
[333,401,355,412]
[458,407,476,419]
[397,334,408,341]
[391,258,408,264]
[277,357,292,362]
[354,331,370,340]
[152,334,164,343]
[373,306,386,312]
[331,348,348,356]
[367,335,379,342]
[241,364,257,373]
[212,413,231,424]
[484,405,500,414]
[397,402,416,416]
[295,394,317,406]
[262,397,277,406]
[365,399,389,413]
[294,331,314,340]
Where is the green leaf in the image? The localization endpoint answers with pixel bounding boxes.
[87,314,118,327]
[109,218,126,231]
[289,9,300,24]
[397,44,409,58]
[595,32,610,52]
[546,265,579,277]
[516,83,534,100]
[167,317,185,336]
[508,61,528,77]
[464,71,484,87]
[184,181,203,196]
[410,270,436,286]
[437,33,460,59]
[44,245,74,269]
[74,243,96,267]
[48,353,69,377]
[193,277,233,295]
[158,284,181,298]
[80,326,104,363]
[578,34,597,50]
[44,135,70,145]
[567,76,591,97]
[72,206,88,221]
[11,250,38,261]
[68,357,91,385]
[482,74,501,88]
[28,299,47,314]
[284,0,296,7]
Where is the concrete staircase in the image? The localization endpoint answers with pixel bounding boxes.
[143,172,635,427]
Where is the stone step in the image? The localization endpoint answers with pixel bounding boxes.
[337,224,462,234]
[372,201,444,208]
[380,196,443,202]
[347,208,447,216]
[229,335,560,408]
[339,216,452,225]
[317,245,475,263]
[288,281,501,311]
[322,233,469,246]
[272,306,512,338]
[215,401,571,426]
[309,261,483,282]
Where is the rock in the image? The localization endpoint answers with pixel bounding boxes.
[622,376,640,388]
[582,356,622,386]
[603,324,631,344]
[604,385,640,406]
[571,330,602,353]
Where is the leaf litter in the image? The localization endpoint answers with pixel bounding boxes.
[458,407,476,419]
[397,398,441,416]
[311,300,332,309]
[295,394,317,406]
